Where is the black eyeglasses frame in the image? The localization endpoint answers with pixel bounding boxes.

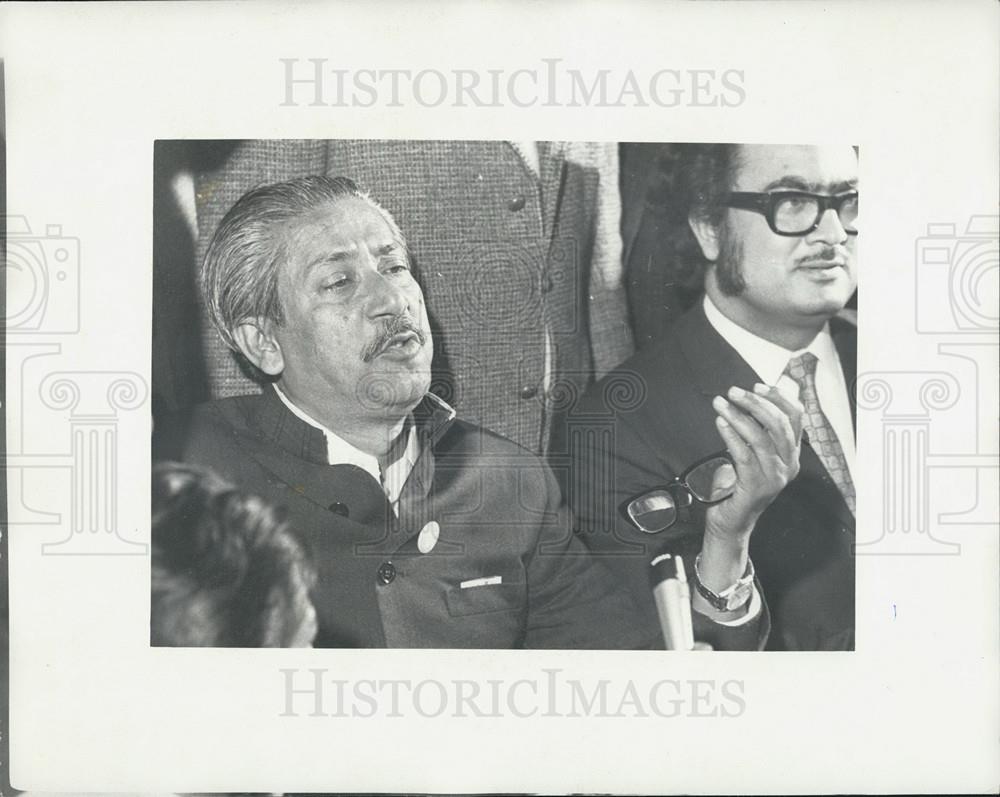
[623,451,736,534]
[724,189,859,237]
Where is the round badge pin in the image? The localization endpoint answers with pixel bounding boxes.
[417,520,440,554]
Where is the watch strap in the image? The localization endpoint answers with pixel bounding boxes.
[692,554,755,612]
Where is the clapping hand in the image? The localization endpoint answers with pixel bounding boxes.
[706,383,803,544]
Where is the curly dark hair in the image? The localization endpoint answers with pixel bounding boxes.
[151,462,317,647]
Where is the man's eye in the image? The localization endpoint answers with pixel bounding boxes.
[384,263,411,275]
[322,276,351,290]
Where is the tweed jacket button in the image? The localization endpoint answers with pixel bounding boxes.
[507,194,526,212]
[377,561,396,585]
[328,502,349,518]
[519,384,538,400]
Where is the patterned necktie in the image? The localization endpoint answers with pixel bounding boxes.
[784,352,856,516]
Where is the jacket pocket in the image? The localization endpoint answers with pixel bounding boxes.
[444,582,527,617]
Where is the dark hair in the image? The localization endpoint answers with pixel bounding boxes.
[201,174,406,354]
[646,143,740,290]
[151,462,316,647]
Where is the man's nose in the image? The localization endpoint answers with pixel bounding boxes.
[808,207,849,245]
[365,270,410,317]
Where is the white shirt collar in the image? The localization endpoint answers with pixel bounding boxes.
[701,295,855,479]
[508,141,540,176]
[271,384,421,509]
[702,293,837,384]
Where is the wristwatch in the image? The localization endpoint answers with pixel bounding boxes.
[692,554,755,612]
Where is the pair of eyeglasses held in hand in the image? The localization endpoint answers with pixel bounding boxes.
[626,452,737,534]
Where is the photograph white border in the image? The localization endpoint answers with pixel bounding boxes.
[3,1,998,793]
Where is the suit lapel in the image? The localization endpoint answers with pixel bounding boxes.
[537,140,567,244]
[678,302,855,530]
[794,443,855,531]
[831,314,858,434]
[621,200,644,272]
[244,389,467,555]
[677,302,764,398]
[821,314,858,529]
[242,388,392,525]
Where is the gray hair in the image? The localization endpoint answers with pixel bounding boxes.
[201,175,406,353]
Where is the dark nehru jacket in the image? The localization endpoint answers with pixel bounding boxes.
[154,388,652,649]
[154,387,767,649]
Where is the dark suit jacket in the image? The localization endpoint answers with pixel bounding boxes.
[568,301,857,651]
[181,139,633,454]
[154,388,659,649]
[154,387,766,649]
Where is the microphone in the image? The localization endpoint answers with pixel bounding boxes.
[649,553,695,651]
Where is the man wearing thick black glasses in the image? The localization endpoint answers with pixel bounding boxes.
[569,143,858,651]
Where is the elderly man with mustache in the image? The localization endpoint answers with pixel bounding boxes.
[154,175,770,649]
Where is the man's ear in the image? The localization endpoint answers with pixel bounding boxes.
[232,320,284,376]
[688,211,721,262]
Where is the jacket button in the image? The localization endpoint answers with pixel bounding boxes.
[519,384,538,399]
[328,502,349,518]
[377,561,396,585]
[507,194,526,212]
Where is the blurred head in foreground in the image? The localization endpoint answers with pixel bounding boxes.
[152,462,317,647]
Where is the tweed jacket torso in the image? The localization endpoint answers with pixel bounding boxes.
[192,139,632,454]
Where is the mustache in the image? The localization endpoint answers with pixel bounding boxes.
[361,315,427,362]
[798,245,850,267]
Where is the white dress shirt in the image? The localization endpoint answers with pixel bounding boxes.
[272,384,430,515]
[703,295,856,477]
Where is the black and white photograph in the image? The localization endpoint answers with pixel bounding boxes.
[2,1,997,794]
[150,140,858,652]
